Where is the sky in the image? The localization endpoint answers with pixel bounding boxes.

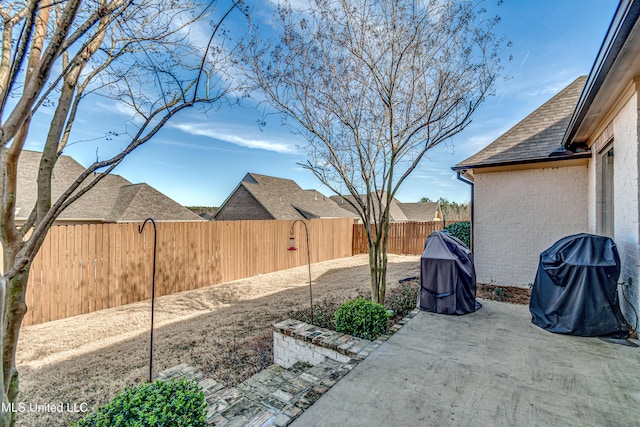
[24,0,621,207]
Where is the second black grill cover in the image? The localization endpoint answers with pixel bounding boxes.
[418,231,481,315]
[529,233,628,337]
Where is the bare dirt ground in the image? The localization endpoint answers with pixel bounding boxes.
[476,283,532,305]
[15,254,420,426]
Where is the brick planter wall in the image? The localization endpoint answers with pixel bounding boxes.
[273,319,374,368]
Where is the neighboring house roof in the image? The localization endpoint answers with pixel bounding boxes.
[328,196,360,218]
[110,183,205,222]
[330,195,441,222]
[188,207,219,220]
[214,173,355,220]
[331,194,406,221]
[215,173,440,222]
[15,150,203,222]
[397,202,441,222]
[454,76,589,170]
[564,0,640,146]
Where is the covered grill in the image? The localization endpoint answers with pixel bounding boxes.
[418,231,481,315]
[529,233,628,337]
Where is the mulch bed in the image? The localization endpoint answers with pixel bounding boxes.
[476,284,531,305]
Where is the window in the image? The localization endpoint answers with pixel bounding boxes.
[598,144,614,237]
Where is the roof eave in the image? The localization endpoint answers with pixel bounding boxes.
[452,152,591,172]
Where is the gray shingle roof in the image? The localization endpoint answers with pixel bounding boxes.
[331,195,439,222]
[397,202,441,222]
[109,183,204,222]
[15,150,203,222]
[456,76,587,169]
[233,173,355,220]
[335,192,409,221]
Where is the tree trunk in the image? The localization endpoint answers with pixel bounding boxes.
[1,268,28,427]
[377,217,389,305]
[368,237,389,305]
[369,243,380,303]
[0,275,9,427]
[0,237,28,426]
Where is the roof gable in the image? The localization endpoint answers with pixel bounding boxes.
[110,184,203,222]
[242,173,259,184]
[217,173,355,220]
[63,174,132,221]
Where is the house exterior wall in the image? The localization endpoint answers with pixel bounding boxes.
[215,185,273,221]
[587,89,640,326]
[473,165,589,287]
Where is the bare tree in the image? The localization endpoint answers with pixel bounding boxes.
[0,0,244,424]
[244,0,505,304]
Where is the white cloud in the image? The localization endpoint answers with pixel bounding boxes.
[171,11,230,61]
[113,102,138,117]
[526,81,571,98]
[170,122,296,153]
[175,19,212,54]
[266,0,311,10]
[464,130,506,151]
[501,71,580,100]
[94,100,145,125]
[155,139,240,153]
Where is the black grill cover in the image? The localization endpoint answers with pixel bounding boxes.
[529,233,628,337]
[418,231,481,315]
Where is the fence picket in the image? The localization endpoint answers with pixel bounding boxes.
[351,221,445,255]
[24,218,354,325]
[22,218,454,326]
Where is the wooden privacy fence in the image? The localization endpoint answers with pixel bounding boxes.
[352,221,445,255]
[25,218,353,326]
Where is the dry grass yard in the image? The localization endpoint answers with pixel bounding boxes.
[15,254,420,426]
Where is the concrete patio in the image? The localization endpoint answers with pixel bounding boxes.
[291,300,640,426]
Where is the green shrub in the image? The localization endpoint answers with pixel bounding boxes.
[385,279,419,318]
[445,221,471,248]
[72,378,206,427]
[493,287,508,301]
[334,298,389,340]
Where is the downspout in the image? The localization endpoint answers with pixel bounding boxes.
[456,171,474,251]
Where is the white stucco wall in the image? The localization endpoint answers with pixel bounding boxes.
[473,165,589,287]
[587,91,640,326]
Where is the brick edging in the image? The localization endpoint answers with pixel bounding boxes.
[273,307,421,361]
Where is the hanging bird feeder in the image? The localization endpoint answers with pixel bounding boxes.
[288,235,297,250]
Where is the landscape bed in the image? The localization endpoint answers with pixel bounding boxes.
[476,283,532,305]
[15,254,419,426]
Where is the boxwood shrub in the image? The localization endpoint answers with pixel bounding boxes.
[72,378,206,427]
[334,298,388,340]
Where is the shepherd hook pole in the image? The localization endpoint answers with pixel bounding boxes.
[139,218,157,383]
[290,220,313,321]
